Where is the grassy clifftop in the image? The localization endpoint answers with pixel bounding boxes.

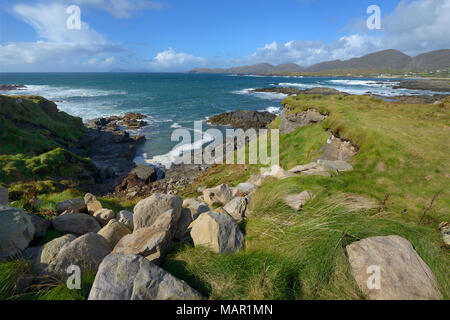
[0,95,95,198]
[170,94,450,299]
[0,95,86,155]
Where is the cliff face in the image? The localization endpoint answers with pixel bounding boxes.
[0,95,86,155]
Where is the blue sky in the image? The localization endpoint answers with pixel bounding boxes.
[0,0,449,71]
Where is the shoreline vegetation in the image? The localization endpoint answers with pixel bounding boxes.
[0,78,449,300]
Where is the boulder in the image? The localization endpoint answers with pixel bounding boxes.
[175,208,194,241]
[55,199,86,214]
[34,234,76,273]
[223,197,248,223]
[22,246,40,263]
[0,205,35,259]
[319,134,357,162]
[88,253,204,300]
[28,213,51,238]
[52,213,101,235]
[284,191,312,211]
[236,182,257,195]
[45,233,111,278]
[117,210,134,231]
[131,164,157,183]
[98,219,131,248]
[84,193,103,215]
[346,235,442,300]
[190,211,244,254]
[203,184,233,206]
[133,193,183,230]
[93,208,115,226]
[0,187,8,205]
[317,159,353,172]
[182,198,209,218]
[113,209,180,264]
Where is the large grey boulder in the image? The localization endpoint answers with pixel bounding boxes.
[52,213,101,236]
[117,210,134,231]
[34,234,76,273]
[0,187,8,205]
[45,233,111,278]
[175,208,194,241]
[202,184,233,206]
[346,235,442,300]
[98,219,131,248]
[133,194,182,230]
[190,211,244,254]
[0,205,35,259]
[28,213,51,238]
[55,199,87,214]
[113,209,180,264]
[88,253,204,300]
[223,197,248,223]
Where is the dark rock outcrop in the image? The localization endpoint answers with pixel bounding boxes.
[250,87,348,96]
[207,110,276,128]
[0,84,27,91]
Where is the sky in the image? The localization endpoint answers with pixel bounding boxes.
[0,0,449,72]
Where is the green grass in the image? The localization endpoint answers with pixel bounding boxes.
[0,95,86,155]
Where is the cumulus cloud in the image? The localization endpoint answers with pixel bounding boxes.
[148,47,205,70]
[0,2,125,70]
[71,0,164,19]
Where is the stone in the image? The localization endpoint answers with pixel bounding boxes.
[34,234,76,273]
[45,233,111,278]
[84,193,103,215]
[93,208,115,226]
[88,253,204,300]
[319,134,357,162]
[22,246,40,263]
[439,222,450,246]
[52,213,101,236]
[98,219,131,248]
[223,197,248,223]
[190,211,244,254]
[133,193,183,230]
[0,187,8,205]
[0,205,35,259]
[130,164,157,183]
[55,199,86,214]
[317,159,353,172]
[247,174,267,187]
[203,184,233,206]
[113,209,180,264]
[346,235,442,300]
[117,210,134,231]
[183,198,209,218]
[284,191,312,211]
[175,208,194,241]
[280,108,327,134]
[261,165,295,179]
[236,182,257,195]
[28,213,51,238]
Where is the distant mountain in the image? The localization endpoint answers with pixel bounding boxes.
[306,50,412,72]
[189,63,303,74]
[188,49,450,74]
[407,49,450,70]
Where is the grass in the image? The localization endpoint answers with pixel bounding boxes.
[164,94,450,300]
[0,95,86,155]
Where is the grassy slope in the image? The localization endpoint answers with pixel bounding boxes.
[166,94,450,300]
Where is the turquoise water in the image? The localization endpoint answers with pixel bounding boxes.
[0,72,443,168]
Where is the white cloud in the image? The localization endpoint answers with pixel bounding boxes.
[71,0,163,18]
[149,47,205,70]
[0,2,125,71]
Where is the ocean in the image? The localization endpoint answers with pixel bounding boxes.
[0,72,444,169]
